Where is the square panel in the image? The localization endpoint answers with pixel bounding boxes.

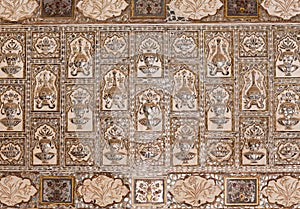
[133,178,166,206]
[225,0,259,18]
[225,177,259,206]
[65,138,94,166]
[40,176,75,205]
[131,0,166,19]
[239,31,268,57]
[100,31,129,59]
[206,138,234,166]
[31,32,61,59]
[0,137,25,166]
[41,0,75,18]
[274,138,300,165]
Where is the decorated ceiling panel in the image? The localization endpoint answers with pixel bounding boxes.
[1,0,300,209]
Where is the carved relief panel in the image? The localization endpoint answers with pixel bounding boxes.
[0,138,25,166]
[100,32,129,59]
[206,138,234,166]
[239,63,268,111]
[135,32,164,78]
[101,117,129,166]
[135,86,164,132]
[0,85,24,132]
[275,138,300,165]
[170,65,199,112]
[134,137,165,166]
[171,117,199,166]
[31,64,60,112]
[0,33,25,79]
[274,85,300,132]
[274,31,300,77]
[239,31,268,57]
[101,65,128,111]
[65,84,94,132]
[169,31,198,59]
[240,117,268,166]
[66,32,95,79]
[205,84,234,132]
[204,31,233,78]
[32,32,61,59]
[65,138,94,166]
[31,118,59,166]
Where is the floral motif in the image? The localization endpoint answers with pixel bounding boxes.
[170,175,221,206]
[262,176,300,207]
[0,175,37,206]
[77,175,129,207]
[262,0,300,20]
[0,0,39,21]
[134,179,165,205]
[168,0,223,20]
[77,0,128,21]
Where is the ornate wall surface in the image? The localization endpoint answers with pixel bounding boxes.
[0,0,300,208]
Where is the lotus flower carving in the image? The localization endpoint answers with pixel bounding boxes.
[262,176,300,207]
[168,0,223,20]
[77,0,129,21]
[0,175,37,206]
[170,175,222,206]
[77,175,129,207]
[262,0,300,20]
[0,0,39,22]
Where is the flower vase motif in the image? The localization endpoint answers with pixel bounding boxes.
[242,69,266,110]
[137,38,163,77]
[34,36,57,56]
[137,88,163,131]
[68,142,91,162]
[67,87,93,131]
[0,39,24,78]
[276,89,300,131]
[277,141,300,163]
[242,124,267,165]
[33,124,57,165]
[102,68,127,110]
[34,69,57,111]
[0,88,22,131]
[276,36,300,77]
[173,67,197,111]
[207,86,232,131]
[207,140,233,164]
[136,138,164,165]
[68,36,92,78]
[207,36,232,77]
[103,124,128,165]
[173,124,197,165]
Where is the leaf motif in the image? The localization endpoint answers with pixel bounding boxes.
[262,176,300,207]
[77,0,128,21]
[170,176,221,206]
[77,175,129,207]
[0,175,37,206]
[168,0,223,20]
[0,0,38,21]
[262,0,300,20]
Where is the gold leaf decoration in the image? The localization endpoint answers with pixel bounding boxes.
[0,175,37,206]
[76,0,129,21]
[0,0,38,21]
[262,176,300,207]
[262,0,300,20]
[77,175,129,207]
[168,0,223,20]
[170,175,222,206]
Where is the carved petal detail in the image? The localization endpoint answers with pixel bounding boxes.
[262,0,300,20]
[170,175,222,206]
[0,0,38,21]
[168,0,223,20]
[77,0,129,21]
[262,176,300,207]
[77,175,129,207]
[0,175,37,206]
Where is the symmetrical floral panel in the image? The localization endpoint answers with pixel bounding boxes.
[1,0,300,208]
